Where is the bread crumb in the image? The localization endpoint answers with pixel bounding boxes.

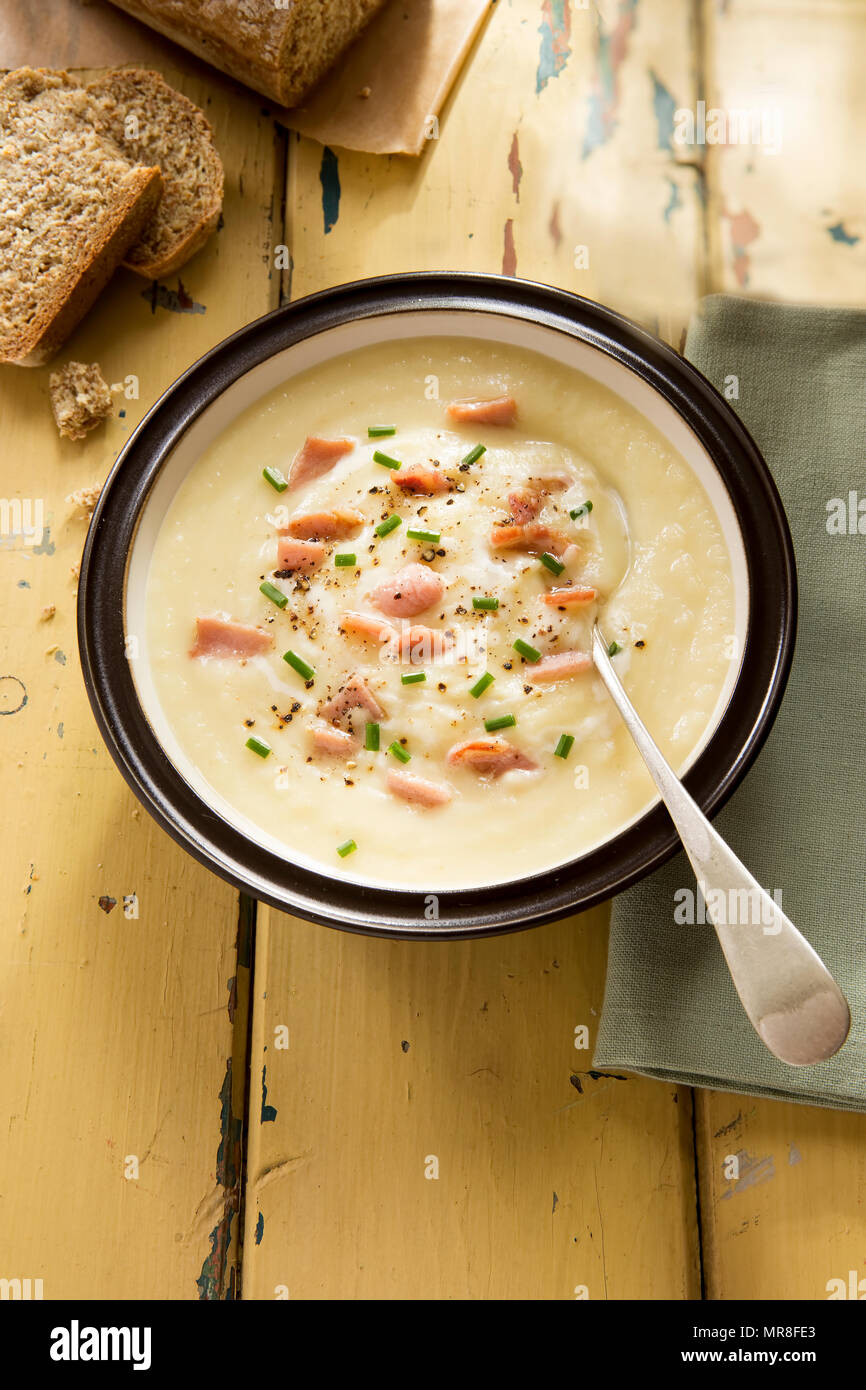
[44,644,58,656]
[359,86,372,99]
[70,562,80,580]
[49,361,113,440]
[39,604,55,621]
[66,484,102,516]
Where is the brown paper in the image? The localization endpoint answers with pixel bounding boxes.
[0,0,184,70]
[283,0,492,156]
[0,1,492,158]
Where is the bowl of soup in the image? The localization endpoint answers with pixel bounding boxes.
[78,274,796,937]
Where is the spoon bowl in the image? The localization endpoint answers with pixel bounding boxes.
[591,625,851,1066]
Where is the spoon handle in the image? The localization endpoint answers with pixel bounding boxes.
[591,629,850,1066]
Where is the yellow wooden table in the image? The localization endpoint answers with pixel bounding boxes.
[2,0,865,1300]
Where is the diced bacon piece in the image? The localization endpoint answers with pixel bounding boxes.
[281,507,365,540]
[319,673,386,724]
[394,625,453,663]
[508,488,542,523]
[529,650,593,682]
[489,522,570,556]
[540,586,598,607]
[189,617,273,660]
[339,611,397,645]
[508,474,573,522]
[308,721,359,756]
[386,769,453,808]
[446,396,518,426]
[276,537,326,573]
[490,524,530,549]
[288,436,354,489]
[392,465,451,495]
[340,613,451,663]
[446,737,538,777]
[371,562,445,618]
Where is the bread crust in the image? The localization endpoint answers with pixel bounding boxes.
[126,203,222,279]
[105,0,387,106]
[2,165,163,367]
[85,68,224,280]
[0,67,165,366]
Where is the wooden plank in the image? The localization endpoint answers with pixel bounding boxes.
[243,0,704,1300]
[702,0,866,302]
[695,0,866,1302]
[695,1095,866,1300]
[243,912,700,1300]
[0,67,282,1299]
[287,0,705,342]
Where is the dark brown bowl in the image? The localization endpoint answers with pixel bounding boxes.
[77,273,796,938]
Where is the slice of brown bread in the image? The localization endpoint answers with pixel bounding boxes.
[49,360,114,439]
[0,69,163,367]
[86,69,224,279]
[105,0,388,108]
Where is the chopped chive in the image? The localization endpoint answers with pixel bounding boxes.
[401,671,427,685]
[373,450,402,470]
[374,514,402,538]
[283,649,315,681]
[368,426,397,438]
[608,641,622,657]
[365,722,380,751]
[406,527,441,544]
[337,838,357,858]
[539,552,565,577]
[513,638,541,663]
[335,552,356,567]
[484,714,516,732]
[554,733,575,760]
[262,465,287,493]
[461,443,486,466]
[472,596,499,611]
[259,580,288,609]
[388,740,411,763]
[469,672,495,699]
[570,500,593,520]
[245,735,271,758]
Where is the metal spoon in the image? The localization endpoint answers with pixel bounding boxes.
[592,626,850,1066]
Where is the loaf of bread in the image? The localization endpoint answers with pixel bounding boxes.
[86,69,224,279]
[106,0,388,106]
[0,69,163,367]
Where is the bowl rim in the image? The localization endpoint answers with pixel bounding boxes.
[77,272,797,940]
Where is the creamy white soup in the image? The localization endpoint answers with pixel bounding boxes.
[144,337,736,889]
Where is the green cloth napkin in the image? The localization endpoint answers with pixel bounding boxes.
[593,295,866,1110]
